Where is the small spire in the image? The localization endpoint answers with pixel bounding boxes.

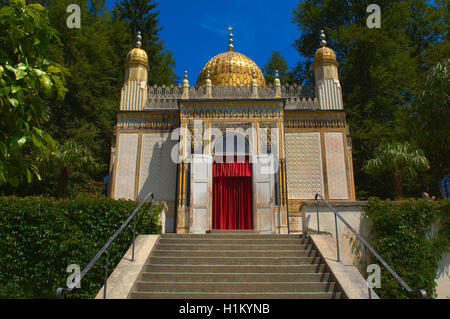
[135,31,142,48]
[274,69,281,98]
[320,29,326,47]
[182,70,189,99]
[205,69,212,98]
[251,69,258,98]
[228,26,234,51]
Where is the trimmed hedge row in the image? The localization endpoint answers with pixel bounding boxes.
[0,195,161,298]
[364,198,450,299]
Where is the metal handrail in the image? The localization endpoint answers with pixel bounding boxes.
[56,192,154,299]
[313,193,427,299]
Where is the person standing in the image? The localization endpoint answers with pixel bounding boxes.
[439,168,450,199]
[103,175,109,197]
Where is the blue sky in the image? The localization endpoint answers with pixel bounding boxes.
[106,0,302,83]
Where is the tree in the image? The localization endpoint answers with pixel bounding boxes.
[0,0,67,187]
[115,0,178,85]
[291,0,445,199]
[43,140,97,198]
[363,143,430,199]
[39,0,130,193]
[263,52,294,84]
[1,1,179,198]
[406,0,448,71]
[404,59,450,193]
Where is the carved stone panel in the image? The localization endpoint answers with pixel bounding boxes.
[285,132,324,199]
[325,132,349,199]
[114,132,139,199]
[138,133,177,201]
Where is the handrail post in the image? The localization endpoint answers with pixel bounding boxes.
[103,246,110,299]
[334,212,340,262]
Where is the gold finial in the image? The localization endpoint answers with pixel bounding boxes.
[228,26,234,51]
[135,31,142,48]
[320,29,327,47]
[182,70,189,98]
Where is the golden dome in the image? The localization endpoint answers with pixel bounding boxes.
[126,48,148,67]
[196,26,265,87]
[125,31,148,68]
[313,30,337,68]
[313,46,337,65]
[197,51,266,87]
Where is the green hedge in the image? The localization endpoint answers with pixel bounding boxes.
[0,195,161,299]
[364,198,450,298]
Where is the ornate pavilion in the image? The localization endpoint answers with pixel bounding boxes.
[108,28,355,234]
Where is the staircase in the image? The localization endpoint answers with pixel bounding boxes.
[129,232,345,299]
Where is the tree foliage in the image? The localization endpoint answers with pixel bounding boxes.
[403,59,450,192]
[263,52,294,84]
[114,0,178,85]
[364,198,450,299]
[0,195,161,298]
[0,0,67,188]
[47,140,98,198]
[291,0,448,199]
[363,143,430,198]
[0,0,178,197]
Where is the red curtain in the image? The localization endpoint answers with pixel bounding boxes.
[212,156,252,230]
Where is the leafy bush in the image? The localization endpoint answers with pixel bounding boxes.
[364,198,450,298]
[0,195,161,298]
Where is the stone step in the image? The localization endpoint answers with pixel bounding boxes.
[162,233,305,239]
[129,233,345,299]
[148,256,321,265]
[155,243,312,251]
[158,238,306,245]
[151,249,317,258]
[207,229,259,233]
[129,291,343,299]
[144,264,327,274]
[134,281,337,293]
[140,272,331,283]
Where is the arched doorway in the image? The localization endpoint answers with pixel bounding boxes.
[212,133,253,230]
